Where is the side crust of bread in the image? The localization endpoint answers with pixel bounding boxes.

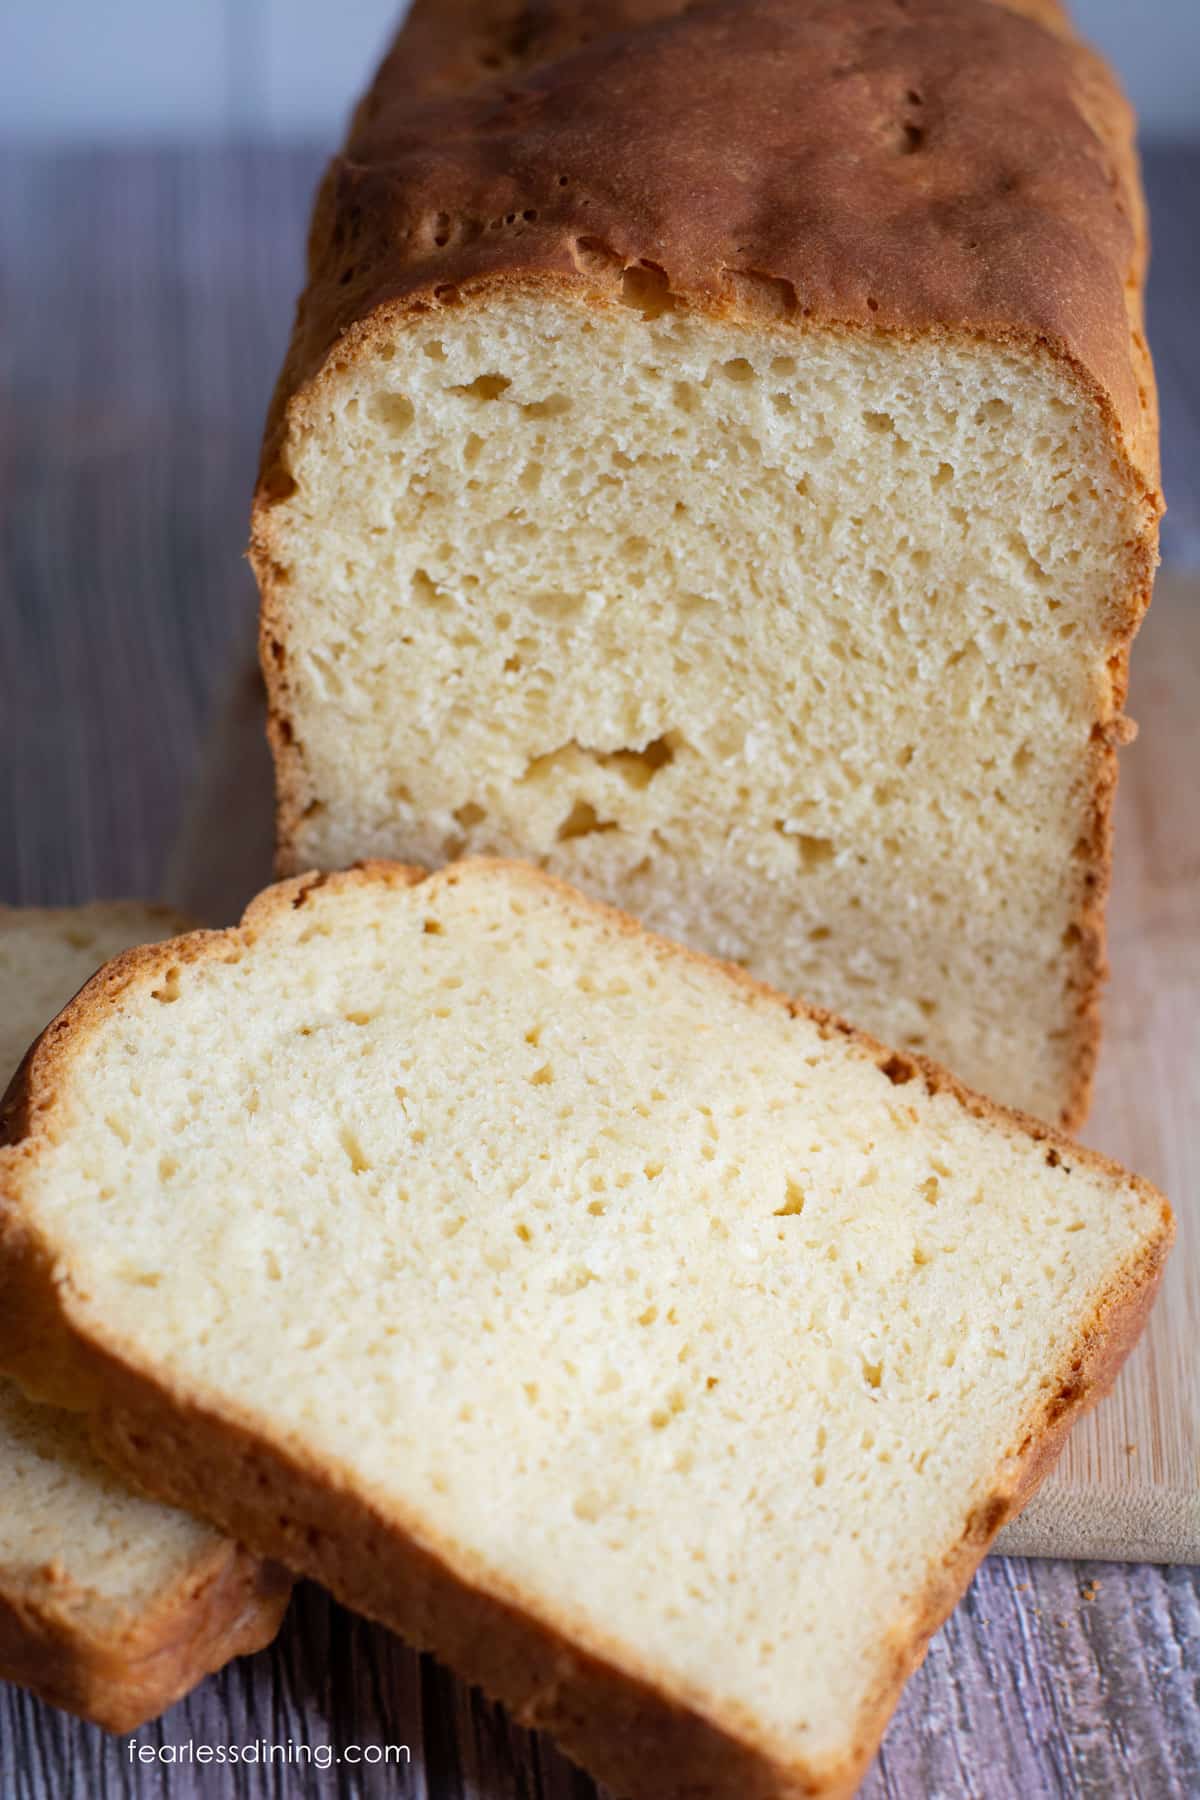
[0,1539,289,1735]
[0,861,1172,1791]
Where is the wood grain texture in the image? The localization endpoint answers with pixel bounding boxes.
[1,144,1197,1799]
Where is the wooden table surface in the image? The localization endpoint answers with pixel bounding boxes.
[1,144,1198,1799]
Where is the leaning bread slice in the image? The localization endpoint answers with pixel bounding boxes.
[0,864,1170,1794]
[0,905,290,1730]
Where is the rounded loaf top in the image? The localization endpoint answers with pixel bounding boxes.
[268,0,1156,500]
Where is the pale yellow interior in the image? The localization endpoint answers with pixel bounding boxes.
[20,867,1158,1762]
[266,295,1142,1122]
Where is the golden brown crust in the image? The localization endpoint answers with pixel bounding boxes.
[0,858,1174,1790]
[249,0,1162,1134]
[0,1541,290,1735]
[252,0,1159,490]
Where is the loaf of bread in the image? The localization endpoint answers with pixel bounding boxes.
[251,0,1160,1131]
[0,863,1170,1795]
[0,905,290,1729]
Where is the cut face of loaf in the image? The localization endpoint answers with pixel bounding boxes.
[0,905,290,1729]
[0,863,1170,1797]
[253,0,1160,1131]
[262,306,1150,1127]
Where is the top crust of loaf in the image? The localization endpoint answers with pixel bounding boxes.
[255,0,1159,519]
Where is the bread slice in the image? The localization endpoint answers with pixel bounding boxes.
[0,863,1169,1794]
[0,904,290,1730]
[251,0,1161,1131]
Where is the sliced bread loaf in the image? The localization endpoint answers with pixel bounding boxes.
[0,904,290,1730]
[0,864,1170,1795]
[252,0,1161,1130]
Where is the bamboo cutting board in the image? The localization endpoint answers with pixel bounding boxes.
[165,574,1200,1564]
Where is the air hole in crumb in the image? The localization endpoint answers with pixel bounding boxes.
[598,734,677,788]
[370,391,415,434]
[880,1054,916,1086]
[450,372,511,401]
[861,1358,884,1390]
[453,801,486,829]
[775,828,835,869]
[521,393,572,419]
[423,919,444,935]
[620,261,674,319]
[920,1176,940,1206]
[514,1221,533,1243]
[339,1126,370,1174]
[261,468,297,503]
[528,1063,554,1086]
[151,968,181,1004]
[557,799,617,841]
[721,357,755,383]
[774,1180,806,1218]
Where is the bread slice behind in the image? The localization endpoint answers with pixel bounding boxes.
[0,865,1170,1792]
[0,904,290,1730]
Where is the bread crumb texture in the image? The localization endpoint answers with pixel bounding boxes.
[265,299,1150,1125]
[9,864,1168,1772]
